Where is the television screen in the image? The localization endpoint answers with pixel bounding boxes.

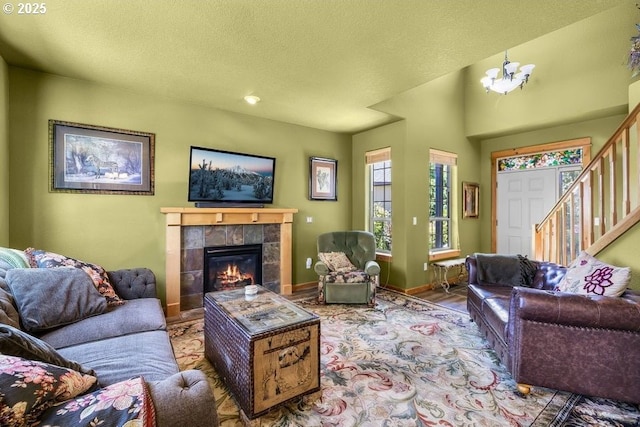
[188,146,276,206]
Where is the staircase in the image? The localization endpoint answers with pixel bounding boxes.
[533,103,640,265]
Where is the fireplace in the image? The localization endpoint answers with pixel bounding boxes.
[204,244,262,292]
[161,207,297,317]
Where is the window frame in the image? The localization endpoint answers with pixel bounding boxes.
[429,149,458,256]
[366,148,392,255]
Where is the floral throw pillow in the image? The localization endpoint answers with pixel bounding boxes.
[0,355,97,426]
[318,252,357,273]
[556,251,630,297]
[38,376,156,427]
[25,248,124,306]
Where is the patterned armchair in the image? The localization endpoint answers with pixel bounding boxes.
[314,231,380,306]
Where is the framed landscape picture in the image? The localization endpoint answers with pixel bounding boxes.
[49,120,155,195]
[309,157,337,201]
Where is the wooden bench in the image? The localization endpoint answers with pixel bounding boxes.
[432,258,467,292]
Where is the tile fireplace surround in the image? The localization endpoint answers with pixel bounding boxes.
[161,207,298,317]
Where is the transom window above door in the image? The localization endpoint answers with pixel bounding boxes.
[498,148,583,171]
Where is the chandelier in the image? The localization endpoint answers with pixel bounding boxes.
[481,51,535,95]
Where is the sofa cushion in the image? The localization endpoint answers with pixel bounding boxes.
[25,248,124,306]
[482,296,510,342]
[6,268,108,332]
[467,284,513,312]
[556,251,630,297]
[39,298,167,350]
[0,355,97,426]
[0,247,30,269]
[318,252,357,273]
[38,376,156,427]
[58,330,179,386]
[0,324,95,376]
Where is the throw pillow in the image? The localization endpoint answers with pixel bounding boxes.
[0,324,96,376]
[318,252,357,273]
[25,248,124,306]
[6,268,108,332]
[0,287,20,329]
[0,355,97,426]
[0,247,30,269]
[556,251,630,297]
[39,376,156,427]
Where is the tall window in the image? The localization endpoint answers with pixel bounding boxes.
[366,148,391,253]
[429,150,457,251]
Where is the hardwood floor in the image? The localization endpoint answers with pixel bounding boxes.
[409,282,468,312]
[167,282,469,324]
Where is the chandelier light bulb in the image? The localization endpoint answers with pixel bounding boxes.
[244,95,261,105]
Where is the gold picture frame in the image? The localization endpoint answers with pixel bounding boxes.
[463,182,479,218]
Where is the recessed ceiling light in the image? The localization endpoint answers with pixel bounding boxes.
[244,95,261,105]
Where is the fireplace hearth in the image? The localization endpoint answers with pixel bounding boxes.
[204,244,262,293]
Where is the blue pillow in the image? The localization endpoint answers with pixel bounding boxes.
[6,267,107,332]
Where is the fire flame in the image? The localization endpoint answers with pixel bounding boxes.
[217,263,254,285]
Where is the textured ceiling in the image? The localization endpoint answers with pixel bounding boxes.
[0,0,621,133]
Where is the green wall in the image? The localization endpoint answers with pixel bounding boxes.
[0,54,8,245]
[7,67,352,304]
[352,120,406,286]
[353,71,482,290]
[464,2,634,138]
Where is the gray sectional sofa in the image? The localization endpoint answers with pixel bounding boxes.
[0,258,218,427]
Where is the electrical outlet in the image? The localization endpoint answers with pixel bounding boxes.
[306,216,313,223]
[423,262,428,271]
[413,217,417,225]
[306,257,312,269]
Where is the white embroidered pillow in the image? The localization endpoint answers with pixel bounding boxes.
[318,252,357,273]
[556,251,630,297]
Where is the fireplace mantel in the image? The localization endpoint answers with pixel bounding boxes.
[161,207,298,317]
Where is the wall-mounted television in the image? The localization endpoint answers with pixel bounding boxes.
[188,146,276,207]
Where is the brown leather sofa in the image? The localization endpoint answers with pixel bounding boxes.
[466,254,640,404]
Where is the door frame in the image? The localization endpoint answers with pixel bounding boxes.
[491,137,591,253]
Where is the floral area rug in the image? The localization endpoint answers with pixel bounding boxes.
[168,290,640,426]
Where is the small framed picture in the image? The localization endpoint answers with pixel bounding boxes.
[463,182,479,218]
[49,120,155,195]
[309,157,337,201]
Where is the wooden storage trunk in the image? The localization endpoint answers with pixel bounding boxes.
[204,287,320,420]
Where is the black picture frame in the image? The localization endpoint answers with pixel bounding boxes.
[309,157,337,201]
[49,120,155,195]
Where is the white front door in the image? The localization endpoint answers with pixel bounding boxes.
[497,168,557,257]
